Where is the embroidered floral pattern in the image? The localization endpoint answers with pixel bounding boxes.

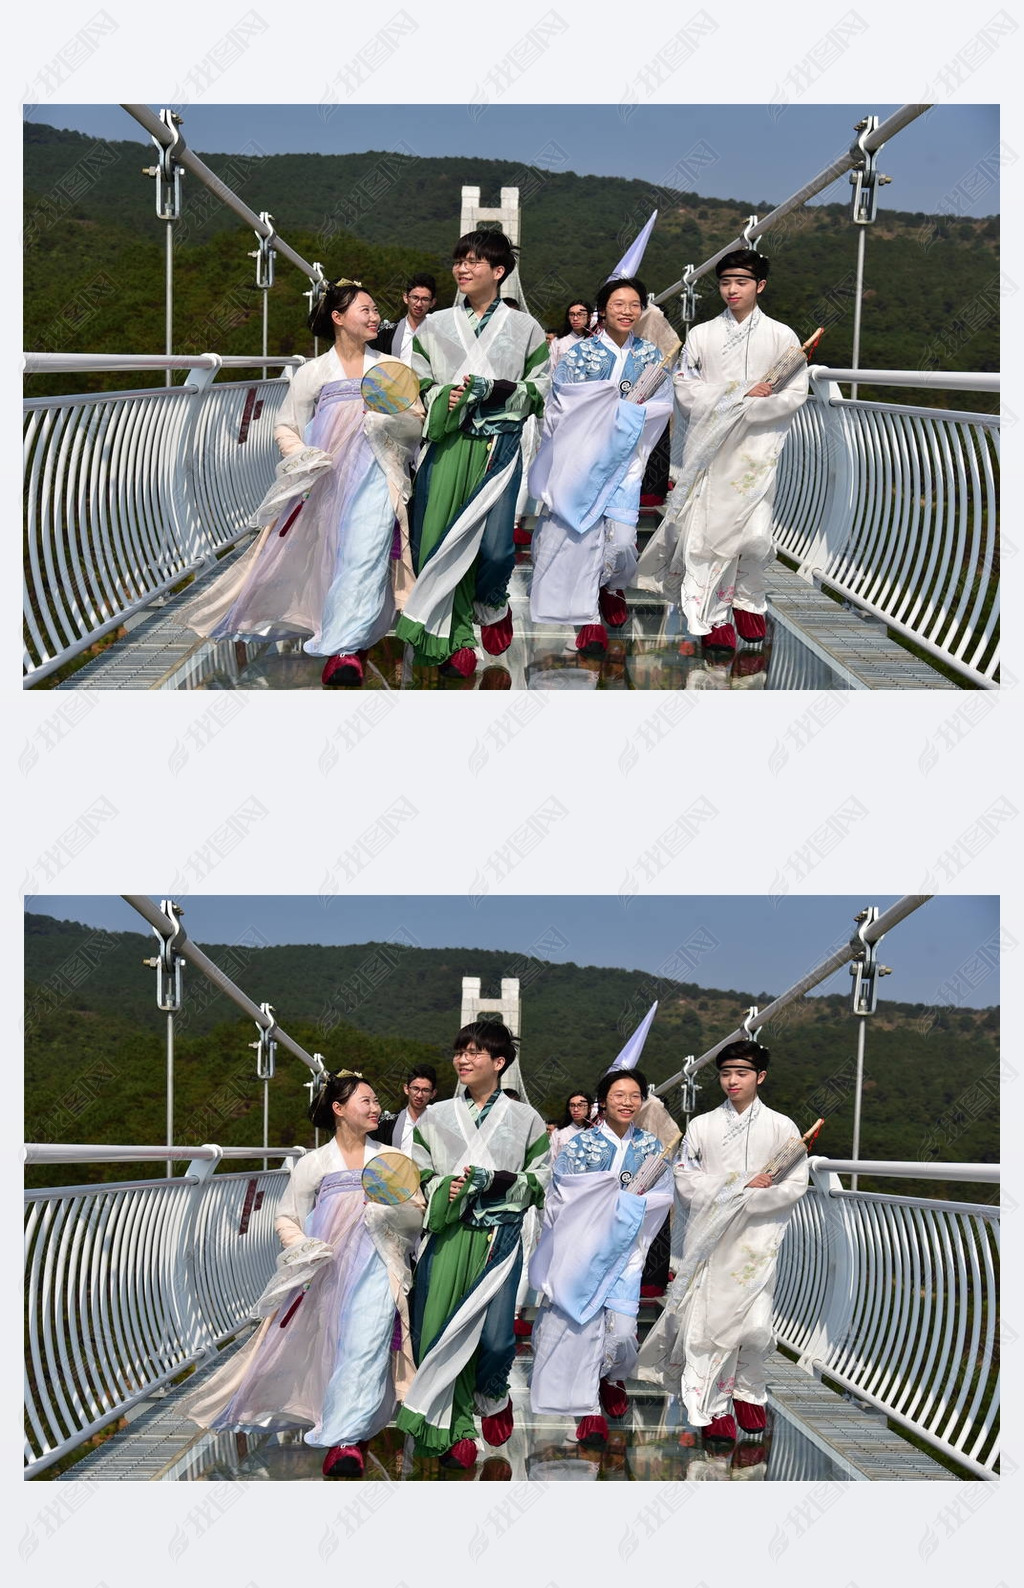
[558,335,662,387]
[730,1242,773,1287]
[730,452,773,496]
[558,1125,661,1178]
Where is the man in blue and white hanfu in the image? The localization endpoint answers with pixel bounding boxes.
[528,277,674,656]
[528,1068,674,1446]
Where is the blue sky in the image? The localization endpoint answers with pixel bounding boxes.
[26,895,999,1008]
[27,104,1000,217]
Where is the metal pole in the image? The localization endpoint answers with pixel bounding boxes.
[653,103,928,303]
[123,895,322,1073]
[263,1078,269,1171]
[123,104,322,284]
[850,1016,867,1191]
[166,1009,174,1177]
[850,227,866,401]
[655,894,929,1093]
[165,221,174,389]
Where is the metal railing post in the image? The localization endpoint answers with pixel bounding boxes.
[795,1163,856,1373]
[172,1148,224,1359]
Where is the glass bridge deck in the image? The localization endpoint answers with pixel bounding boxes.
[124,1344,855,1483]
[87,550,861,693]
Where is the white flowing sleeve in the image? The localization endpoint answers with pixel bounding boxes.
[273,360,325,456]
[274,1152,322,1246]
[672,333,719,423]
[672,1124,712,1208]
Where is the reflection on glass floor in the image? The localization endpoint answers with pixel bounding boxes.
[183,1343,852,1482]
[166,552,854,693]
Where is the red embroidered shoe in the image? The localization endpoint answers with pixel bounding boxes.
[599,1378,629,1418]
[513,1317,533,1337]
[513,524,532,546]
[702,1414,738,1442]
[733,1397,768,1432]
[440,1438,478,1469]
[439,647,477,679]
[322,1443,365,1477]
[734,609,767,641]
[701,624,737,651]
[575,623,608,657]
[598,587,629,628]
[321,653,365,686]
[481,1399,514,1447]
[575,1415,609,1448]
[480,609,513,655]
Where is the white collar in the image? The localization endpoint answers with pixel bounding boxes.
[598,328,634,355]
[722,306,761,331]
[598,1118,635,1146]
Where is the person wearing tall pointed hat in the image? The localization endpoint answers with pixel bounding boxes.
[636,249,810,651]
[636,1040,810,1443]
[527,215,674,657]
[528,1003,673,1448]
[394,230,550,679]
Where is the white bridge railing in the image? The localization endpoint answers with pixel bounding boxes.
[773,370,999,688]
[23,355,299,686]
[24,1144,298,1478]
[25,1143,999,1480]
[775,1158,999,1479]
[25,355,998,689]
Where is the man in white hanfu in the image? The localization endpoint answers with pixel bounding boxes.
[636,1040,808,1442]
[528,276,673,657]
[529,1068,673,1448]
[636,250,808,651]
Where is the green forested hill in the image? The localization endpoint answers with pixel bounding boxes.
[24,122,999,403]
[24,912,998,1193]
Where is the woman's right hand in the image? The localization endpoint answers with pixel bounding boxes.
[449,1165,472,1201]
[448,378,471,412]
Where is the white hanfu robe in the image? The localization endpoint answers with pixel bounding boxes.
[636,308,808,634]
[184,1138,422,1446]
[529,1121,672,1417]
[184,348,420,654]
[528,330,673,625]
[636,1097,808,1425]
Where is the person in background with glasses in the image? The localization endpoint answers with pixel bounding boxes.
[371,272,437,364]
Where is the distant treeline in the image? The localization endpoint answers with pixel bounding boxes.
[24,123,998,408]
[25,912,998,1199]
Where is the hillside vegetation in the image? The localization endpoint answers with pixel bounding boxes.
[25,912,998,1198]
[24,123,998,408]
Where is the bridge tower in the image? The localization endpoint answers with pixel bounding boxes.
[459,185,526,308]
[460,974,527,1098]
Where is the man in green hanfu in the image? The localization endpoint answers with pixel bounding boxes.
[395,1020,550,1468]
[394,230,550,679]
